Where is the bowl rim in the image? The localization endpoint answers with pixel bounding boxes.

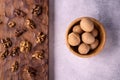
[66,17,106,58]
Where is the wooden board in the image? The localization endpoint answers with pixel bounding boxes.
[0,0,48,80]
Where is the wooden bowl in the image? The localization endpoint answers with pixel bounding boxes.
[66,17,106,58]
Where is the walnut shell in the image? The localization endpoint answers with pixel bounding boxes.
[82,32,95,44]
[91,28,98,37]
[90,39,99,50]
[80,18,94,32]
[78,43,90,54]
[72,25,82,34]
[68,32,80,46]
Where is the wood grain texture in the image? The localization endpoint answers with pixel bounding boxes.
[0,0,48,80]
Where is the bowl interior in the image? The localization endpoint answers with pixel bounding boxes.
[66,17,106,58]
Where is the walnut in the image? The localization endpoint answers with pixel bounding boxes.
[82,32,95,44]
[32,5,42,16]
[20,40,31,53]
[80,18,94,32]
[8,21,16,28]
[1,38,12,48]
[14,9,26,17]
[32,50,44,60]
[78,43,90,54]
[90,39,99,50]
[26,19,36,29]
[72,25,83,34]
[68,32,81,46]
[91,28,98,37]
[15,29,27,37]
[36,32,46,44]
[11,61,19,72]
[10,47,19,57]
[1,49,9,59]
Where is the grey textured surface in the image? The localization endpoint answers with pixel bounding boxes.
[49,0,120,80]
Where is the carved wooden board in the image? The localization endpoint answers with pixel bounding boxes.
[0,0,48,80]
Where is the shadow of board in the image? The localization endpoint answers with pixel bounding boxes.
[49,0,55,80]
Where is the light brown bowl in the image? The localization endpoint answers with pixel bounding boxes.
[66,17,106,58]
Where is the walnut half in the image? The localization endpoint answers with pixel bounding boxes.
[32,50,44,60]
[14,9,26,17]
[11,61,19,72]
[36,32,46,44]
[32,5,42,16]
[20,40,31,53]
[26,19,36,29]
[1,49,9,59]
[1,38,12,48]
[10,47,19,57]
[15,29,27,37]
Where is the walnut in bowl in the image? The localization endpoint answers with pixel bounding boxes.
[66,17,106,58]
